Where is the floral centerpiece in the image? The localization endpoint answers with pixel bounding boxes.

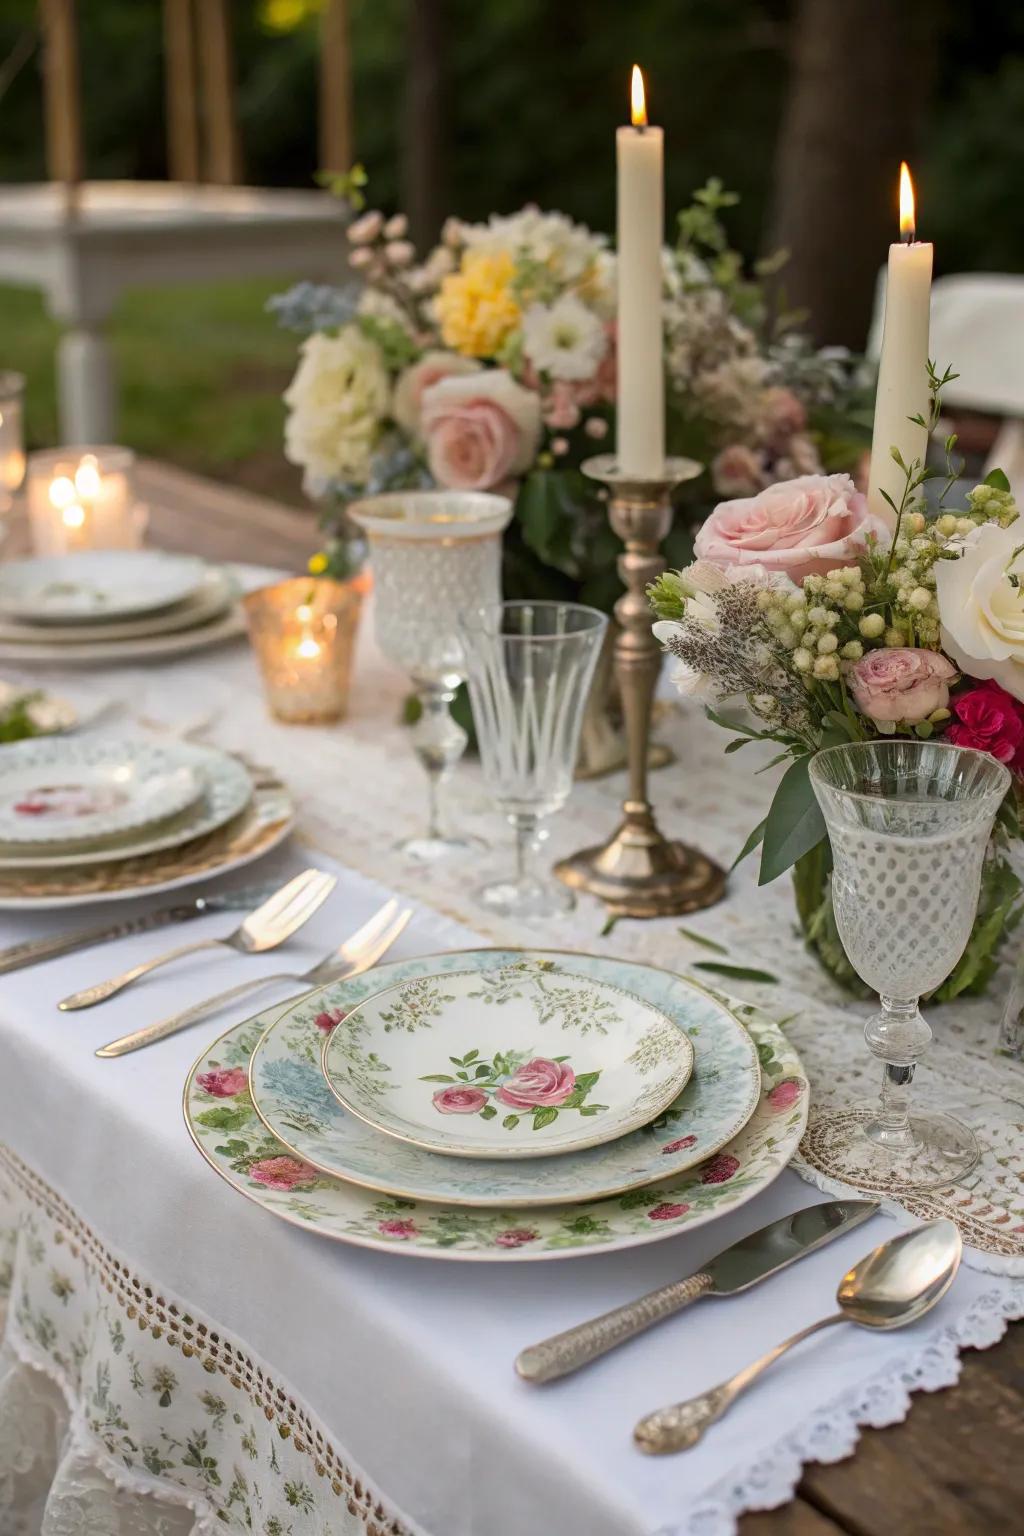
[650,363,1024,999]
[271,177,867,613]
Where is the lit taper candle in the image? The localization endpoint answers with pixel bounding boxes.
[616,65,665,479]
[867,162,933,530]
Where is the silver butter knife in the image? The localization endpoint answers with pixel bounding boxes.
[0,883,281,976]
[515,1199,879,1384]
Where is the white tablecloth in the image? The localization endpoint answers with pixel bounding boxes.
[1,576,1021,1536]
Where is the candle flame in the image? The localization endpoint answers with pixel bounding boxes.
[62,503,85,529]
[296,631,321,660]
[630,64,647,127]
[899,161,916,240]
[74,455,101,499]
[48,474,77,510]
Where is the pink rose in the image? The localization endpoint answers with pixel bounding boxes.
[197,1067,248,1098]
[495,1058,576,1110]
[432,1085,488,1115]
[695,473,886,582]
[700,1153,740,1185]
[758,386,807,449]
[314,1007,347,1034]
[378,1218,418,1239]
[422,370,541,491]
[393,350,481,437]
[648,1202,690,1221]
[494,1228,538,1248]
[249,1156,318,1191]
[766,1077,804,1112]
[947,682,1024,770]
[711,443,765,499]
[849,648,957,725]
[662,1134,698,1155]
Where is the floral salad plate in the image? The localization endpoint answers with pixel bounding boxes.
[0,737,203,846]
[184,971,808,1262]
[248,951,761,1206]
[0,550,208,622]
[319,963,694,1158]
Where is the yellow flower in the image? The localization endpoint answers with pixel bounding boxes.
[436,250,520,358]
[308,552,329,576]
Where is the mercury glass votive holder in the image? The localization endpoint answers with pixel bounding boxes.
[0,372,26,525]
[244,574,368,724]
[27,445,139,555]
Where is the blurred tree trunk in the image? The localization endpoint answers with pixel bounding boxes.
[402,0,447,251]
[768,0,936,348]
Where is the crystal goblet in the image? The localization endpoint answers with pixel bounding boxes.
[458,600,608,919]
[809,740,1010,1189]
[348,490,512,863]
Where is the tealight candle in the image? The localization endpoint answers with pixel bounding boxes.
[244,575,369,724]
[0,373,26,517]
[27,446,140,555]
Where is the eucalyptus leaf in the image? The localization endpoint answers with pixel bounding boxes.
[731,815,767,871]
[677,926,728,954]
[758,755,827,885]
[691,961,779,984]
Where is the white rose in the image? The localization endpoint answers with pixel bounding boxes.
[283,327,390,488]
[935,520,1024,702]
[393,350,481,438]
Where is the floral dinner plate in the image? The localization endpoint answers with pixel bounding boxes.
[319,963,693,1158]
[0,737,203,846]
[0,550,208,623]
[184,982,807,1262]
[249,950,761,1206]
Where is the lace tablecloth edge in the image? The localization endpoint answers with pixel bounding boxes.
[655,1277,1024,1536]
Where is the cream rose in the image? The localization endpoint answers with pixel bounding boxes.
[695,472,887,582]
[393,350,481,438]
[935,521,1024,703]
[421,369,542,491]
[283,326,390,489]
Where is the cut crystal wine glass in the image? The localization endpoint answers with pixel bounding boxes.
[349,490,512,863]
[458,600,607,919]
[809,739,1010,1189]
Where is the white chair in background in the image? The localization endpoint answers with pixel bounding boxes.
[868,271,1024,495]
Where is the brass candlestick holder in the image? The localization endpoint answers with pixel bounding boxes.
[554,454,726,918]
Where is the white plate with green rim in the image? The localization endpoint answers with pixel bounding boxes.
[184,977,807,1262]
[0,742,252,867]
[0,737,203,845]
[0,567,236,643]
[249,950,762,1206]
[320,963,694,1159]
[0,550,208,623]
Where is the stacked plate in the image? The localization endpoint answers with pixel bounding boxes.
[0,735,295,910]
[0,550,245,664]
[185,948,810,1263]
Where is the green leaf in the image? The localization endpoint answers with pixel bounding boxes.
[691,961,779,984]
[599,914,620,937]
[578,1104,602,1116]
[473,1063,490,1078]
[456,1071,469,1081]
[731,816,768,871]
[758,756,827,885]
[479,1105,497,1120]
[418,1073,457,1083]
[985,467,1011,492]
[463,1050,479,1063]
[196,1106,252,1132]
[502,1114,520,1130]
[724,737,751,754]
[532,1106,559,1131]
[677,926,728,954]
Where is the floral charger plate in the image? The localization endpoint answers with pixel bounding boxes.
[320,964,694,1159]
[248,951,761,1206]
[185,974,807,1262]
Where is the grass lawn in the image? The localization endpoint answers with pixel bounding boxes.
[0,276,307,505]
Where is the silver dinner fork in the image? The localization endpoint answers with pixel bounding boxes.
[58,868,337,1011]
[94,900,413,1058]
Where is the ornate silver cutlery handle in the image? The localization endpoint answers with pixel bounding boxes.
[515,1271,714,1384]
[634,1312,844,1453]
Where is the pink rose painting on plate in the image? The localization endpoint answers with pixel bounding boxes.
[421,1047,603,1133]
[197,1067,249,1099]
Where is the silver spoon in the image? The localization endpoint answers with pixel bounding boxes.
[634,1218,962,1455]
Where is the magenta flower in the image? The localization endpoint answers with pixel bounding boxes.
[249,1156,318,1191]
[648,1202,690,1221]
[379,1218,418,1239]
[432,1085,488,1115]
[662,1134,698,1155]
[766,1078,804,1112]
[197,1067,248,1098]
[494,1228,538,1248]
[314,1007,347,1033]
[700,1153,740,1185]
[495,1058,576,1110]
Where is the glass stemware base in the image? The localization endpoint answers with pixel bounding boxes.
[805,1106,979,1191]
[476,872,575,920]
[397,832,485,865]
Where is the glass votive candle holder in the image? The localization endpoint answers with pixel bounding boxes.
[0,372,26,521]
[244,573,368,724]
[27,445,140,555]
